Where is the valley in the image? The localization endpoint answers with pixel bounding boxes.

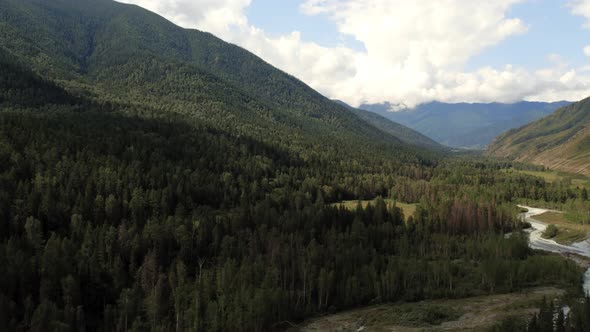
[360,101,569,149]
[1,0,590,331]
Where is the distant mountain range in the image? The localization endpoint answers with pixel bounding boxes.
[488,97,590,176]
[360,101,571,149]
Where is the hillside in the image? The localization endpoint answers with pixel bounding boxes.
[488,97,590,175]
[361,101,569,148]
[0,0,441,157]
[334,100,444,150]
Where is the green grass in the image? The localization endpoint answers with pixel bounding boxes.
[332,199,416,221]
[517,170,561,183]
[564,210,590,225]
[571,178,590,188]
[542,224,559,239]
[504,168,590,189]
[534,212,589,245]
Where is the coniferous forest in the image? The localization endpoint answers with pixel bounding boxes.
[1,0,590,331]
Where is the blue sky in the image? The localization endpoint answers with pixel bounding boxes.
[467,0,588,70]
[121,0,590,106]
[246,0,365,50]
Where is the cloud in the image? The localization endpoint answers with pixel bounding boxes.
[301,0,527,69]
[585,46,590,57]
[117,0,590,107]
[570,0,590,28]
[297,0,534,106]
[116,0,251,32]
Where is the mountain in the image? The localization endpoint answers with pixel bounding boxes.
[1,1,587,331]
[0,1,441,329]
[334,100,444,150]
[360,101,570,148]
[0,0,440,158]
[488,97,590,175]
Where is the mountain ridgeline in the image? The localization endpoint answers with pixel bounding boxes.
[1,0,589,331]
[361,101,570,148]
[488,97,590,175]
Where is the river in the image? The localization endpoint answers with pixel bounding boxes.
[519,205,590,296]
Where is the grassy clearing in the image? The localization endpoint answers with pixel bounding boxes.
[517,170,562,183]
[292,287,564,332]
[332,199,416,221]
[504,169,590,189]
[534,212,590,245]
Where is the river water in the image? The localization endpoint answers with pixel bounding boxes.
[519,206,590,296]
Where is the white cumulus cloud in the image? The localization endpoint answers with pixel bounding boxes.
[116,0,251,32]
[570,0,590,28]
[117,0,590,107]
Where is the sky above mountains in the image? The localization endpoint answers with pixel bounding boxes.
[117,0,590,107]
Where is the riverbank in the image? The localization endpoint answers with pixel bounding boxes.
[519,205,590,296]
[527,210,590,245]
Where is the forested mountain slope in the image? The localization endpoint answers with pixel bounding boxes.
[488,97,590,175]
[361,101,569,148]
[0,0,441,156]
